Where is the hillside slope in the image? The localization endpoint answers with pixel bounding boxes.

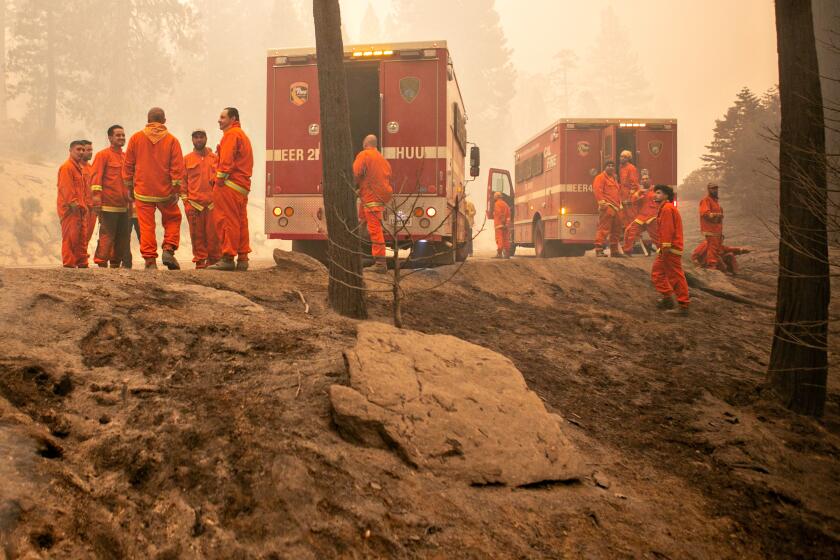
[0,250,837,559]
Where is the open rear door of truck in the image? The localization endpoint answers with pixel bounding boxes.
[380,58,442,196]
[601,124,617,169]
[636,127,677,186]
[486,168,515,251]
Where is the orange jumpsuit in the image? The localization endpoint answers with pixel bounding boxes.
[123,123,185,261]
[623,189,660,253]
[651,201,690,306]
[56,158,89,267]
[619,162,640,227]
[213,122,253,261]
[493,198,511,254]
[353,147,393,258]
[592,171,623,252]
[183,148,221,267]
[691,195,724,269]
[91,147,131,267]
[81,161,96,266]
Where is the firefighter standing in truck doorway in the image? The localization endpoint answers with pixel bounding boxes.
[619,149,640,228]
[592,160,625,257]
[353,134,393,273]
[492,191,511,259]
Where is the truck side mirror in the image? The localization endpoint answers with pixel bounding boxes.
[470,146,480,178]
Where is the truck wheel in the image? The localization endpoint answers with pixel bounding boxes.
[533,219,547,258]
[455,242,469,262]
[291,240,329,265]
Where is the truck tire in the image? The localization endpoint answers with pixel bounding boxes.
[533,219,547,258]
[291,240,329,265]
[455,242,469,262]
[534,220,561,258]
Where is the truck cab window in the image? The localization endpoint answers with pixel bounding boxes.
[492,172,512,197]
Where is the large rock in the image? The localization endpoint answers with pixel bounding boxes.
[331,322,583,486]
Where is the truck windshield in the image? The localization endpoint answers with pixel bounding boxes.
[491,172,512,197]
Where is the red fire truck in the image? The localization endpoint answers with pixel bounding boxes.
[265,41,476,263]
[487,118,677,256]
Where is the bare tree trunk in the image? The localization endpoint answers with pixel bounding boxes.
[0,0,7,122]
[812,0,840,244]
[769,0,829,417]
[313,0,367,319]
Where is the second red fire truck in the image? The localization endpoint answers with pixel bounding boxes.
[487,118,677,256]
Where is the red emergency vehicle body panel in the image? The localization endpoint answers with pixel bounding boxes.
[381,59,444,196]
[509,119,677,247]
[267,63,322,196]
[265,44,464,243]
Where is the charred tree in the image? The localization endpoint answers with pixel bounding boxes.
[769,0,829,416]
[313,0,367,319]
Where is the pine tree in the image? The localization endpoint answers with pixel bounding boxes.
[389,0,516,209]
[550,49,577,116]
[8,0,192,141]
[7,1,75,142]
[701,87,762,177]
[357,2,382,43]
[580,6,652,117]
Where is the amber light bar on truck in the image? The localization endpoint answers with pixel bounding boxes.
[352,49,394,58]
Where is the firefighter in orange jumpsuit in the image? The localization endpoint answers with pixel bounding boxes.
[57,141,89,268]
[622,170,659,255]
[123,107,185,270]
[592,160,625,257]
[651,184,690,315]
[492,191,511,259]
[619,150,640,228]
[209,107,253,271]
[353,134,393,272]
[183,129,221,269]
[691,182,752,273]
[91,125,131,268]
[81,140,96,266]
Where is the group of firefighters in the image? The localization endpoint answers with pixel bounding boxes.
[57,107,253,271]
[491,150,750,316]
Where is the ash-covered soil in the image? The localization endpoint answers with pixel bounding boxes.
[0,240,837,559]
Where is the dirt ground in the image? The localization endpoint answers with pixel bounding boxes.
[0,225,838,558]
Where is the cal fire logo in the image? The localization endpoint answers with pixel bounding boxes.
[576,140,591,156]
[290,82,309,106]
[399,77,420,103]
[648,140,664,157]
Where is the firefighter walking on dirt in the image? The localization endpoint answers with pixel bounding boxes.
[651,184,690,315]
[353,134,393,273]
[592,160,626,258]
[492,191,511,259]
